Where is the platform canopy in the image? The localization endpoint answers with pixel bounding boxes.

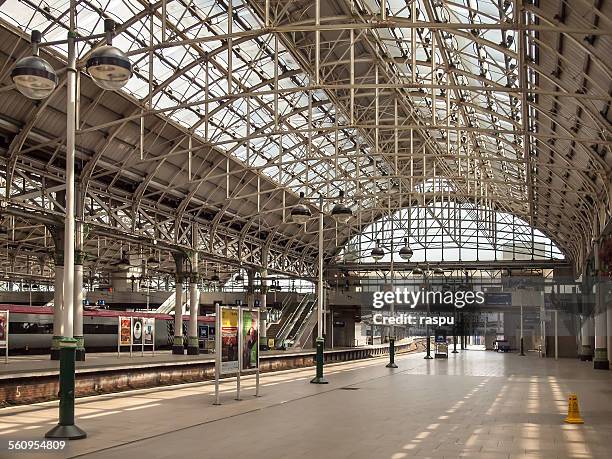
[0,0,610,283]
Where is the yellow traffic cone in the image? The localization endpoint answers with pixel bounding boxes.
[564,393,584,424]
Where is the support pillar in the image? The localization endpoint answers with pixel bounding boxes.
[51,262,64,360]
[187,274,199,355]
[594,308,608,369]
[594,241,609,369]
[74,258,84,361]
[173,275,184,355]
[608,295,612,369]
[580,315,593,361]
[258,269,268,350]
[49,225,65,360]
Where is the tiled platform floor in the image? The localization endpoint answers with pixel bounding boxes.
[1,349,610,459]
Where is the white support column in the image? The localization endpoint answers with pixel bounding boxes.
[608,298,612,368]
[259,269,268,349]
[51,264,64,360]
[594,306,608,369]
[580,314,593,361]
[593,240,609,369]
[74,206,84,360]
[173,276,184,354]
[554,309,558,360]
[187,276,199,355]
[61,27,77,342]
[74,262,84,360]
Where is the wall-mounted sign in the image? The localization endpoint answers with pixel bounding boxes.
[199,324,209,340]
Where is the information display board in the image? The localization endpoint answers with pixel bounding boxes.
[119,317,132,345]
[241,309,259,372]
[143,318,155,346]
[0,310,8,363]
[220,307,239,374]
[132,318,143,346]
[118,316,155,357]
[214,304,261,404]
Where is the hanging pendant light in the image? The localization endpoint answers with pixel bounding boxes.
[371,239,384,261]
[398,237,413,261]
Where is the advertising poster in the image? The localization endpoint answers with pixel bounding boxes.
[132,317,143,345]
[0,311,7,346]
[119,317,132,345]
[241,309,259,371]
[220,308,239,374]
[143,318,154,345]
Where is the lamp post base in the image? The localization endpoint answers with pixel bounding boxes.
[385,362,398,368]
[424,355,433,360]
[310,337,327,384]
[45,423,87,440]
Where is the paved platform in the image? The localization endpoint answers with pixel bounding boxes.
[1,350,611,459]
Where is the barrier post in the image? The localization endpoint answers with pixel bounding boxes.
[386,336,398,368]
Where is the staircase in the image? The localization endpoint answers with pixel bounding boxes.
[275,293,315,347]
[155,292,186,315]
[290,302,318,349]
[266,293,295,338]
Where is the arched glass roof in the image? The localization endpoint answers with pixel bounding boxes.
[0,0,609,281]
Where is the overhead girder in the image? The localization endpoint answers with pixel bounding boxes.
[1,0,610,281]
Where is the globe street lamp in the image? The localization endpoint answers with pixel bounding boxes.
[86,21,132,90]
[290,192,352,384]
[11,10,132,440]
[11,31,57,99]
